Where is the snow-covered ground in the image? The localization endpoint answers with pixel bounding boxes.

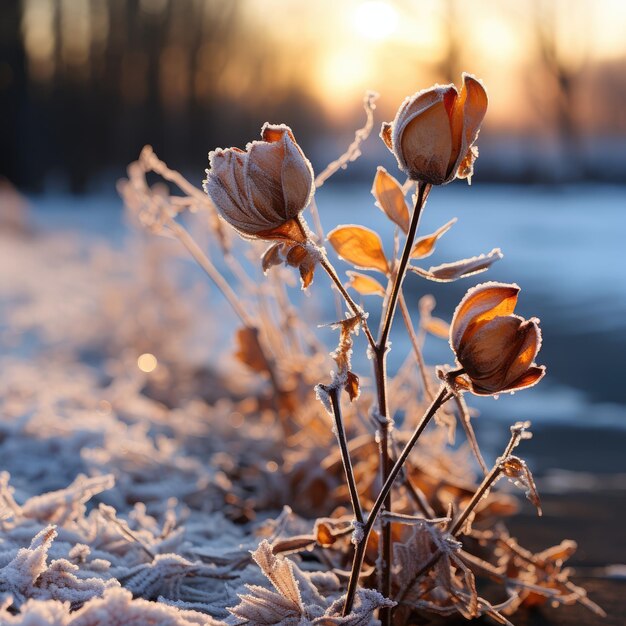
[0,182,622,623]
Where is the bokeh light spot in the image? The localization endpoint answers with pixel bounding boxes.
[137,353,158,373]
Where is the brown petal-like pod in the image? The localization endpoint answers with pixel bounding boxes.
[450,282,545,395]
[203,124,314,240]
[381,74,488,185]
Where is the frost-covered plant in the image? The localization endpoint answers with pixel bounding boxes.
[113,77,605,626]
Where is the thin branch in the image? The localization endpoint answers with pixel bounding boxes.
[314,91,379,188]
[342,385,451,616]
[398,291,435,401]
[166,217,251,328]
[451,464,503,537]
[452,392,488,475]
[319,255,377,350]
[377,182,430,353]
[329,387,364,525]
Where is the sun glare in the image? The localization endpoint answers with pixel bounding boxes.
[318,46,370,110]
[353,1,398,41]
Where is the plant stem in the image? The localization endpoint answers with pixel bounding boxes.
[329,387,364,525]
[319,255,377,350]
[342,385,450,616]
[168,217,291,432]
[372,182,430,626]
[398,291,434,401]
[377,182,430,355]
[450,464,503,536]
[167,218,251,327]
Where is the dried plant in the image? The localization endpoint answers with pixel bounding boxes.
[72,75,602,625]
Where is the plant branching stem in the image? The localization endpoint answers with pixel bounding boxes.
[319,256,377,350]
[342,385,451,616]
[377,182,429,354]
[168,217,290,432]
[371,182,430,625]
[451,464,503,537]
[329,388,364,525]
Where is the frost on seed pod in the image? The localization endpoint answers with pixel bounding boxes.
[449,282,545,395]
[203,123,314,242]
[381,73,488,185]
[204,124,320,287]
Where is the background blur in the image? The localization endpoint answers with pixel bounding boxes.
[1,0,625,472]
[2,0,626,191]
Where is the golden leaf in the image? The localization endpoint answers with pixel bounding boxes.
[315,522,336,547]
[410,218,457,259]
[327,225,389,274]
[372,167,410,233]
[346,271,385,297]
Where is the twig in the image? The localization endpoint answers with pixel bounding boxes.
[398,291,434,401]
[451,464,503,536]
[342,385,451,616]
[166,217,251,328]
[314,91,378,189]
[370,182,431,625]
[328,387,364,525]
[319,255,376,350]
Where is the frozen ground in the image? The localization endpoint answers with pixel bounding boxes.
[0,183,624,623]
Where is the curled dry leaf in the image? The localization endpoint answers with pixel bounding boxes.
[262,241,320,289]
[372,166,410,233]
[346,271,385,297]
[327,225,389,274]
[409,248,503,282]
[502,456,542,515]
[234,327,270,375]
[410,218,457,259]
[315,522,337,547]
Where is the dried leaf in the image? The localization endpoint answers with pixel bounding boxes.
[346,271,385,297]
[315,522,336,547]
[261,243,283,273]
[410,248,502,282]
[502,456,542,515]
[234,327,269,374]
[410,218,457,259]
[262,241,320,288]
[250,540,303,608]
[273,535,318,555]
[372,167,410,233]
[327,225,389,274]
[344,371,360,401]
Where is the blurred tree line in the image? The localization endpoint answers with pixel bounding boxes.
[1,0,625,192]
[0,0,319,192]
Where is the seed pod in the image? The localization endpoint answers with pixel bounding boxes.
[381,74,488,185]
[203,124,314,241]
[450,282,545,395]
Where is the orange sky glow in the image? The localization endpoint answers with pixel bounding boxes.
[19,0,626,135]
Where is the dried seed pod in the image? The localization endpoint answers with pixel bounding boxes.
[381,74,488,185]
[203,124,314,241]
[450,282,545,395]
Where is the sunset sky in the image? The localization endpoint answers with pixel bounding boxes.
[241,0,626,129]
[14,0,626,169]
